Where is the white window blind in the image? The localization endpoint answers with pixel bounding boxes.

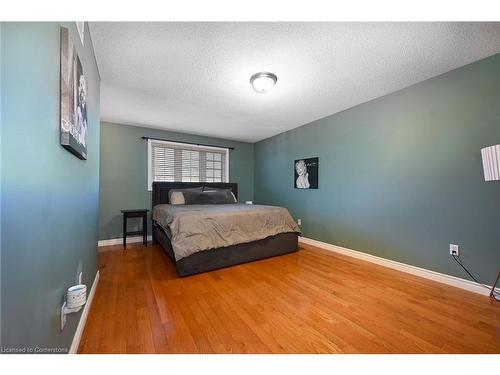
[148,139,229,190]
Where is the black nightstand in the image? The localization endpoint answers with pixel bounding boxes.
[121,209,149,248]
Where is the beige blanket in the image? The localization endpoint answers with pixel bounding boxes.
[152,204,300,260]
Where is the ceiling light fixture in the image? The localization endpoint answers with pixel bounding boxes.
[250,72,277,93]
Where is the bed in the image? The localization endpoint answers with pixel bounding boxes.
[151,182,300,277]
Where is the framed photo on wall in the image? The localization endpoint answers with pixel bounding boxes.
[294,157,318,189]
[60,26,88,160]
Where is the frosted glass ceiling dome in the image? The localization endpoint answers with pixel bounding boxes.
[250,72,277,93]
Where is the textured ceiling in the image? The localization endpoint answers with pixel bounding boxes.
[89,22,500,143]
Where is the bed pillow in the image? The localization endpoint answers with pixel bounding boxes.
[183,189,236,205]
[168,186,203,204]
[203,186,237,203]
[230,191,237,203]
[169,191,185,205]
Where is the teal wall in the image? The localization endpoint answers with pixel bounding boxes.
[99,122,254,240]
[1,23,100,351]
[255,53,500,285]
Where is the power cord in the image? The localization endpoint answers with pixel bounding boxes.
[452,254,500,303]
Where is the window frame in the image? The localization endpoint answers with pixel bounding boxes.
[147,139,230,191]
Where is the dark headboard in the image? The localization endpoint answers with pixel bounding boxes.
[152,182,238,208]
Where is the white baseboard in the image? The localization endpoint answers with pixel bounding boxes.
[299,237,498,297]
[98,235,152,247]
[69,270,100,354]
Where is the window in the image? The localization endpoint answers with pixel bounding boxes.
[148,139,229,190]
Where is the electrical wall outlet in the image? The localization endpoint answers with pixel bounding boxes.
[78,271,83,285]
[297,219,302,226]
[449,244,459,256]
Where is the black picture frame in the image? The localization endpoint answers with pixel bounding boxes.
[294,157,318,189]
[60,26,88,160]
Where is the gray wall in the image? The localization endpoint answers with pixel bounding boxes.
[99,122,254,240]
[1,23,100,351]
[254,53,500,285]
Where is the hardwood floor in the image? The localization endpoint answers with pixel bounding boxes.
[78,242,500,354]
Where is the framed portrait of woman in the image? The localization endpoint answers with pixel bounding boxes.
[60,26,88,160]
[294,157,318,189]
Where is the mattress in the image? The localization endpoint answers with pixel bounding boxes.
[152,203,301,260]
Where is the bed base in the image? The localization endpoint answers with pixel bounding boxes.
[153,222,299,277]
